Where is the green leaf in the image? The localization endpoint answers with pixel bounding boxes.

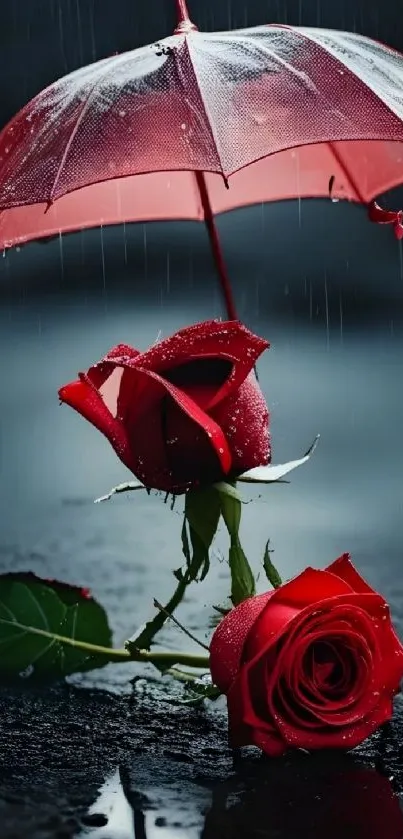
[185,487,221,548]
[181,517,191,567]
[213,481,242,501]
[219,491,256,605]
[228,541,256,605]
[238,435,320,483]
[219,489,242,535]
[94,479,145,503]
[180,683,222,705]
[262,541,283,589]
[212,604,231,617]
[188,525,211,581]
[166,670,222,705]
[0,573,112,682]
[181,517,211,581]
[184,487,221,582]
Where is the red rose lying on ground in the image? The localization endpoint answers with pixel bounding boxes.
[59,320,270,494]
[210,554,403,755]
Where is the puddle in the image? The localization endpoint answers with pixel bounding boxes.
[78,768,208,839]
[78,770,134,839]
[78,755,403,839]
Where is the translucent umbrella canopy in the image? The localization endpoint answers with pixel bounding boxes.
[1,3,403,315]
[0,139,402,251]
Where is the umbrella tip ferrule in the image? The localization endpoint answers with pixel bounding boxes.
[174,19,198,34]
[173,0,198,33]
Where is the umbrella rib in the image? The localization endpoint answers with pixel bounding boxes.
[48,51,142,204]
[174,39,224,174]
[290,25,403,137]
[327,142,366,203]
[48,68,115,204]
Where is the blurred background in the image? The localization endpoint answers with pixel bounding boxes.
[1,0,403,690]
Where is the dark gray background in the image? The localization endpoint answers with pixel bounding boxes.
[1,2,403,837]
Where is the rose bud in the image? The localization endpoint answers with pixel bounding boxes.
[210,554,403,755]
[58,319,270,494]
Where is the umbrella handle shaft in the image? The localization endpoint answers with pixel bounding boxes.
[195,171,238,321]
[175,0,191,22]
[174,0,198,31]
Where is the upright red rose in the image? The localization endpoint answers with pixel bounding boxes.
[59,320,270,494]
[210,554,403,756]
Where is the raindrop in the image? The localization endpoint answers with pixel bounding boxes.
[75,0,84,65]
[89,0,97,61]
[324,272,330,349]
[100,225,107,305]
[58,232,64,282]
[166,251,170,293]
[188,250,194,288]
[143,225,148,281]
[122,221,128,265]
[227,0,232,29]
[339,291,344,345]
[58,2,68,73]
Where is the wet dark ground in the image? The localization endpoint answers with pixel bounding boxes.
[1,204,403,836]
[2,682,403,838]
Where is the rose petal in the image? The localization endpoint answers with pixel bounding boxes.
[326,554,377,594]
[120,320,269,410]
[276,695,394,752]
[247,726,286,757]
[370,606,403,695]
[296,633,365,704]
[243,570,357,663]
[60,360,234,491]
[227,664,284,755]
[209,591,273,693]
[245,592,387,678]
[58,377,136,474]
[92,359,234,478]
[136,367,232,477]
[212,372,271,473]
[267,604,390,738]
[238,596,389,742]
[85,344,141,389]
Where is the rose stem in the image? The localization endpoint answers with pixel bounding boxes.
[165,667,204,682]
[153,598,210,651]
[128,547,208,651]
[0,619,210,669]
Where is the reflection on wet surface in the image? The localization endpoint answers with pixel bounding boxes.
[201,755,403,839]
[79,770,134,838]
[78,755,403,839]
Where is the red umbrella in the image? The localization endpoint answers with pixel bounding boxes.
[1,0,403,317]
